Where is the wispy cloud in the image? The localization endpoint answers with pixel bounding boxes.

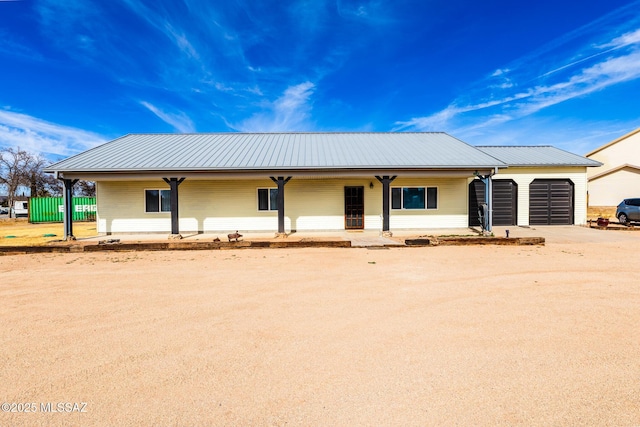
[0,29,43,61]
[163,23,200,61]
[29,0,402,136]
[335,0,394,24]
[520,51,640,113]
[35,0,104,58]
[598,27,640,49]
[118,0,204,62]
[35,0,217,94]
[0,109,107,158]
[395,3,640,141]
[140,102,196,133]
[233,82,315,132]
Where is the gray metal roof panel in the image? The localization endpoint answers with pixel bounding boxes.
[477,146,602,167]
[46,132,506,173]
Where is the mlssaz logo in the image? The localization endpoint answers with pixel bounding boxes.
[40,402,88,413]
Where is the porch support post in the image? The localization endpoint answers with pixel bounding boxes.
[375,175,397,234]
[163,177,185,236]
[270,176,291,235]
[484,175,493,233]
[62,178,78,241]
[476,173,493,233]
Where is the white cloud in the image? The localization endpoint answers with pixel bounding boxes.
[598,28,640,49]
[234,82,316,132]
[395,22,640,134]
[514,51,640,116]
[393,95,529,131]
[0,109,107,157]
[457,117,640,155]
[335,0,391,24]
[491,68,509,77]
[140,102,196,133]
[164,23,200,60]
[36,0,105,58]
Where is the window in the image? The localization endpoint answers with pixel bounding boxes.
[426,187,437,209]
[145,189,171,212]
[391,187,437,210]
[258,188,278,211]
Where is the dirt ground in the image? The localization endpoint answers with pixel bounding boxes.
[1,231,639,426]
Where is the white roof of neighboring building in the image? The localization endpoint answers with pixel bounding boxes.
[477,146,601,167]
[588,163,640,181]
[46,132,507,173]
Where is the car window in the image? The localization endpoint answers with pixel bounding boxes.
[630,199,640,206]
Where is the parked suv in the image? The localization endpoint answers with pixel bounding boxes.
[616,198,640,224]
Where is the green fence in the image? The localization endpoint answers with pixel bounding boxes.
[29,197,97,223]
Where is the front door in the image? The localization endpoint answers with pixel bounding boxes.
[345,186,364,229]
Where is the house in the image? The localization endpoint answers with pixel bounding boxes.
[44,133,600,238]
[585,127,640,207]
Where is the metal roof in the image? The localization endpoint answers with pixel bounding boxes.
[46,132,506,173]
[477,146,602,167]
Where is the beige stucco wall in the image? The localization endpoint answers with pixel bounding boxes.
[587,129,640,178]
[96,176,470,234]
[491,167,590,225]
[587,167,640,207]
[587,129,640,206]
[390,177,468,229]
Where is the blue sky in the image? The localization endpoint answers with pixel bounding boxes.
[1,0,639,161]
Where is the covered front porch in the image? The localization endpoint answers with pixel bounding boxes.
[81,174,486,238]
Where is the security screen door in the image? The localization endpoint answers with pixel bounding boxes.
[345,186,364,229]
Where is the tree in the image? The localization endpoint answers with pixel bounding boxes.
[75,180,96,197]
[0,147,31,216]
[0,147,69,216]
[42,173,63,197]
[24,153,55,197]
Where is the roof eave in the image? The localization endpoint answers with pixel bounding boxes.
[585,127,640,157]
[49,165,504,181]
[501,163,601,167]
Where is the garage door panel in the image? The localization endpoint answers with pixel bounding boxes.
[469,179,517,226]
[529,179,573,225]
[468,181,484,226]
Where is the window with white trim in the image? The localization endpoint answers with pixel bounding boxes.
[145,189,171,212]
[391,187,437,210]
[257,188,278,211]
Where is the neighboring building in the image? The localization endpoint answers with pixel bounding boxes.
[13,200,28,217]
[586,127,640,207]
[45,133,599,236]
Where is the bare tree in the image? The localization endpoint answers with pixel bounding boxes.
[24,153,52,197]
[0,148,70,216]
[0,147,31,216]
[75,180,96,197]
[42,173,63,197]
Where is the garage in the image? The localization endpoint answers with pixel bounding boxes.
[529,179,574,225]
[469,179,517,226]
